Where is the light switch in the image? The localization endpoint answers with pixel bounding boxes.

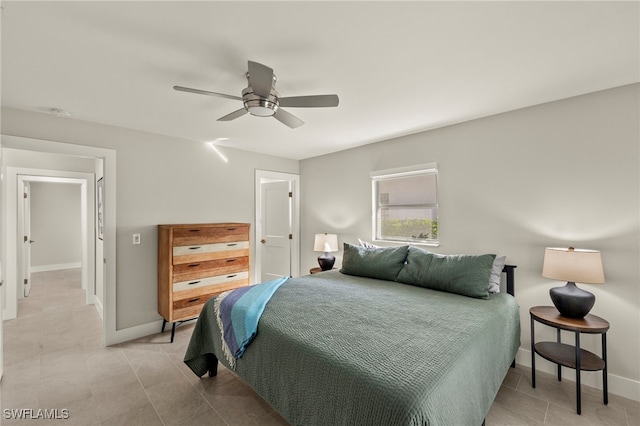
[133,234,141,245]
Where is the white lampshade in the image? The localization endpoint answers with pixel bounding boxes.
[314,233,338,253]
[542,247,605,284]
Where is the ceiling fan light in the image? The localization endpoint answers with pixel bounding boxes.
[244,99,277,117]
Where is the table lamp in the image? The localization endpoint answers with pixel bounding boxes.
[314,233,338,271]
[542,247,605,318]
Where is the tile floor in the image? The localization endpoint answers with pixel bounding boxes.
[1,269,638,425]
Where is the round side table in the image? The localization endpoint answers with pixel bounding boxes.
[530,306,609,415]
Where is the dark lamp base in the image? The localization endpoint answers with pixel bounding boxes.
[550,281,595,319]
[317,254,335,271]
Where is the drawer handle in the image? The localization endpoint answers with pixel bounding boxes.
[188,281,201,285]
[227,274,237,278]
[189,230,201,232]
[189,247,201,250]
[188,298,200,303]
[227,243,237,247]
[188,264,200,267]
[227,228,237,231]
[226,259,236,263]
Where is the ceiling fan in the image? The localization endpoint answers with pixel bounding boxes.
[174,61,339,129]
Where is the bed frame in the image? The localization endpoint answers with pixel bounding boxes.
[503,264,517,296]
[503,264,518,370]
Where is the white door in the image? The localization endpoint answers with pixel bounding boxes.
[259,181,292,281]
[22,182,33,297]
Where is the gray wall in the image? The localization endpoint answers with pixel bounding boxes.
[29,182,82,269]
[1,109,299,329]
[300,84,639,393]
[3,148,96,172]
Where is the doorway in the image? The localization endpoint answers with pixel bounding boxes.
[1,134,117,346]
[18,177,94,305]
[11,171,96,317]
[254,170,300,283]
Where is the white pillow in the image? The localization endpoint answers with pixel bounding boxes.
[488,256,506,294]
[358,238,379,249]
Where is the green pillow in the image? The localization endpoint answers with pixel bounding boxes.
[396,246,495,299]
[340,243,409,281]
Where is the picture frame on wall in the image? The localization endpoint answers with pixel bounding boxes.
[97,177,104,240]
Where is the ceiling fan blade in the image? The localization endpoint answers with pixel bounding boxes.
[174,86,242,101]
[273,108,304,129]
[247,61,274,98]
[278,94,339,108]
[218,108,248,121]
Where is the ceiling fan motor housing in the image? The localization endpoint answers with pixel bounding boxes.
[242,87,279,117]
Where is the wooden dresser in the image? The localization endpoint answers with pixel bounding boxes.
[158,223,250,341]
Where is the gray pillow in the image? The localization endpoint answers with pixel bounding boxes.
[395,246,496,299]
[340,243,409,281]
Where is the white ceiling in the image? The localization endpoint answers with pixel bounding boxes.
[2,1,638,160]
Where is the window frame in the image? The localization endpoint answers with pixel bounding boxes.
[370,163,439,246]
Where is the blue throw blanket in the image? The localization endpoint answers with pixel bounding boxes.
[214,276,288,368]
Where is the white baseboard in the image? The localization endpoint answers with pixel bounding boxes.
[94,297,103,320]
[30,262,82,273]
[109,319,166,346]
[516,347,640,402]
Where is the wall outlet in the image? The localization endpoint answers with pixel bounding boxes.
[133,234,141,245]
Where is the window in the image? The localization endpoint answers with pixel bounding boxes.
[371,163,438,245]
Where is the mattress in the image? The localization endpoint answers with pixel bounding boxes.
[185,269,520,426]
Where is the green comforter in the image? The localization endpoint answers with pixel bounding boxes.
[184,270,520,426]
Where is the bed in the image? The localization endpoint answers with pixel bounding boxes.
[184,244,520,426]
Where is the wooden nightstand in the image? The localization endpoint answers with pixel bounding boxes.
[530,306,609,414]
[309,267,335,274]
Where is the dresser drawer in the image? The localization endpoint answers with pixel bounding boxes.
[173,241,249,264]
[173,293,216,310]
[172,302,209,322]
[173,278,249,304]
[173,225,249,246]
[172,256,249,282]
[171,280,250,321]
[172,290,216,321]
[173,271,249,292]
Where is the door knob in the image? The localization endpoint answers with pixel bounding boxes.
[260,239,266,243]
